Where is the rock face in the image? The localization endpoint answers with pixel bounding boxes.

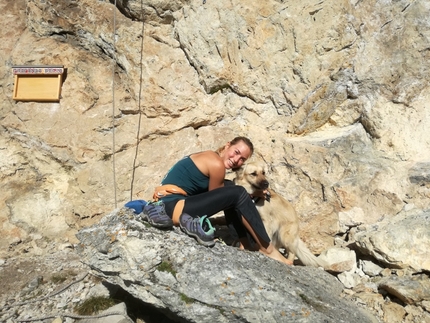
[352,209,430,271]
[1,0,430,321]
[2,0,430,253]
[76,208,377,323]
[0,0,430,252]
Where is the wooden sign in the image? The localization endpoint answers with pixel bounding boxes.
[12,65,64,102]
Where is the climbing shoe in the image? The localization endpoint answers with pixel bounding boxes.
[142,201,173,229]
[179,213,215,247]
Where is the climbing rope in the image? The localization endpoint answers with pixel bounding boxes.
[112,0,118,208]
[129,0,145,201]
[111,0,145,203]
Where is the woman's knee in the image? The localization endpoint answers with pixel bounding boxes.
[228,185,247,196]
[235,186,251,204]
[223,185,248,203]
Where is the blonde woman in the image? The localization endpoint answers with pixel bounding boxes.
[144,137,292,265]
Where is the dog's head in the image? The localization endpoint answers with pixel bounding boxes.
[234,161,269,195]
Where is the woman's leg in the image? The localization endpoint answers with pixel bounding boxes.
[180,186,246,215]
[166,186,292,265]
[180,186,268,243]
[241,216,293,265]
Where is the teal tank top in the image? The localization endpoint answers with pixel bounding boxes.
[160,155,209,203]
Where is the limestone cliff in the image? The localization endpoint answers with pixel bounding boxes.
[1,0,429,264]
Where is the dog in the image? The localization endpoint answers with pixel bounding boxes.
[234,161,327,268]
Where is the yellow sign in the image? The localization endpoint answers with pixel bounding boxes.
[12,65,65,102]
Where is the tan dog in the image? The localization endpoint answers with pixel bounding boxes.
[235,161,327,268]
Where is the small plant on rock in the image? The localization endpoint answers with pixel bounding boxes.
[75,296,116,315]
[180,293,194,304]
[50,270,77,284]
[157,261,177,276]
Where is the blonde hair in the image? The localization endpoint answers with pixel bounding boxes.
[216,136,254,156]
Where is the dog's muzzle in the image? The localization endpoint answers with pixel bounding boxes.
[259,180,269,190]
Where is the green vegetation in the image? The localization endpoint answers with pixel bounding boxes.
[75,296,117,315]
[51,274,67,284]
[50,270,76,284]
[157,261,177,276]
[180,293,194,304]
[141,221,152,228]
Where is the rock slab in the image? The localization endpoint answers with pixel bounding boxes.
[76,208,377,323]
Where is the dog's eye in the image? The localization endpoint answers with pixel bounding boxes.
[250,172,257,176]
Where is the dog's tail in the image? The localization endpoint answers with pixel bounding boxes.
[292,238,328,269]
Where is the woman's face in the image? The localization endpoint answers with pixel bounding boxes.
[223,141,252,169]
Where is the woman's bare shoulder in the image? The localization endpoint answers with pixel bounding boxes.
[190,150,223,175]
[191,150,219,159]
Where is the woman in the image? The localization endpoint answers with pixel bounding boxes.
[144,136,292,265]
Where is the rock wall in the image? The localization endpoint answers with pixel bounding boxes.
[1,0,430,257]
